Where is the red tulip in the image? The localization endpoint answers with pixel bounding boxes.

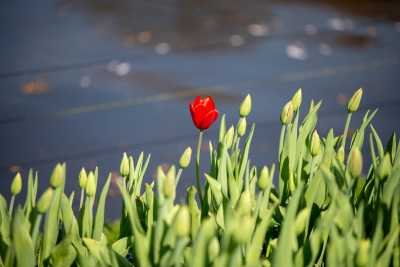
[189,96,219,130]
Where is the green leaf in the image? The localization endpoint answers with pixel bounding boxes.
[93,174,112,240]
[12,208,35,267]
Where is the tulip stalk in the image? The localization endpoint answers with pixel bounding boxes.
[8,195,15,216]
[195,131,204,205]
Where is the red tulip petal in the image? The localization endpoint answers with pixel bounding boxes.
[200,109,219,129]
[193,96,201,107]
[192,105,207,129]
[203,96,216,111]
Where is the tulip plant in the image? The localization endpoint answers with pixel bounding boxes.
[0,89,399,267]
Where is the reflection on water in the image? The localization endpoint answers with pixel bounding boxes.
[60,0,274,51]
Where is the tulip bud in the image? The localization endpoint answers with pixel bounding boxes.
[208,237,220,261]
[11,172,22,196]
[237,117,247,137]
[225,126,234,148]
[237,190,252,214]
[349,148,363,177]
[291,88,302,111]
[174,206,190,237]
[163,166,176,198]
[310,130,321,157]
[295,208,310,235]
[156,166,166,180]
[79,168,88,189]
[257,166,270,190]
[179,147,192,169]
[234,215,254,243]
[337,146,345,163]
[239,94,252,117]
[280,101,294,125]
[50,163,64,188]
[377,153,391,180]
[356,239,370,267]
[85,171,96,197]
[347,88,363,113]
[37,188,53,213]
[120,153,130,177]
[129,156,135,179]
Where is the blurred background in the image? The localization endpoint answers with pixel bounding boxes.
[1,0,400,219]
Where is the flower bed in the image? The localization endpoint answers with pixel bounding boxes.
[0,89,399,267]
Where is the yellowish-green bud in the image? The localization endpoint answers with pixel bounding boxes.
[349,148,363,177]
[225,126,234,148]
[156,166,166,180]
[79,168,88,189]
[120,152,130,177]
[258,166,270,190]
[237,190,252,214]
[295,208,310,235]
[37,188,53,213]
[337,146,345,163]
[356,239,370,267]
[281,101,294,125]
[347,88,363,113]
[128,156,135,179]
[208,237,220,261]
[310,130,321,157]
[377,153,391,180]
[163,166,176,198]
[11,172,22,195]
[85,171,96,197]
[240,94,252,117]
[237,117,247,137]
[174,206,190,237]
[50,163,64,188]
[179,147,192,169]
[234,215,254,243]
[291,88,302,111]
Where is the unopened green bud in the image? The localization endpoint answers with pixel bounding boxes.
[349,148,363,177]
[234,215,254,243]
[11,172,22,195]
[179,147,192,169]
[237,117,247,137]
[238,190,252,214]
[208,237,220,261]
[356,239,370,267]
[37,188,53,213]
[174,206,190,237]
[85,171,96,197]
[128,156,135,179]
[337,146,345,163]
[291,88,302,111]
[225,126,234,148]
[295,208,310,235]
[156,166,166,180]
[280,101,294,125]
[377,153,391,180]
[79,168,88,189]
[310,130,321,157]
[120,153,130,177]
[50,163,64,188]
[347,88,363,113]
[163,166,176,198]
[240,94,252,117]
[258,166,270,190]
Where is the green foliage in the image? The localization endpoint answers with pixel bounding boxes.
[0,90,399,267]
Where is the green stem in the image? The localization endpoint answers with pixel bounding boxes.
[32,214,42,249]
[176,168,183,185]
[341,113,352,151]
[196,131,204,205]
[8,196,15,216]
[79,188,85,210]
